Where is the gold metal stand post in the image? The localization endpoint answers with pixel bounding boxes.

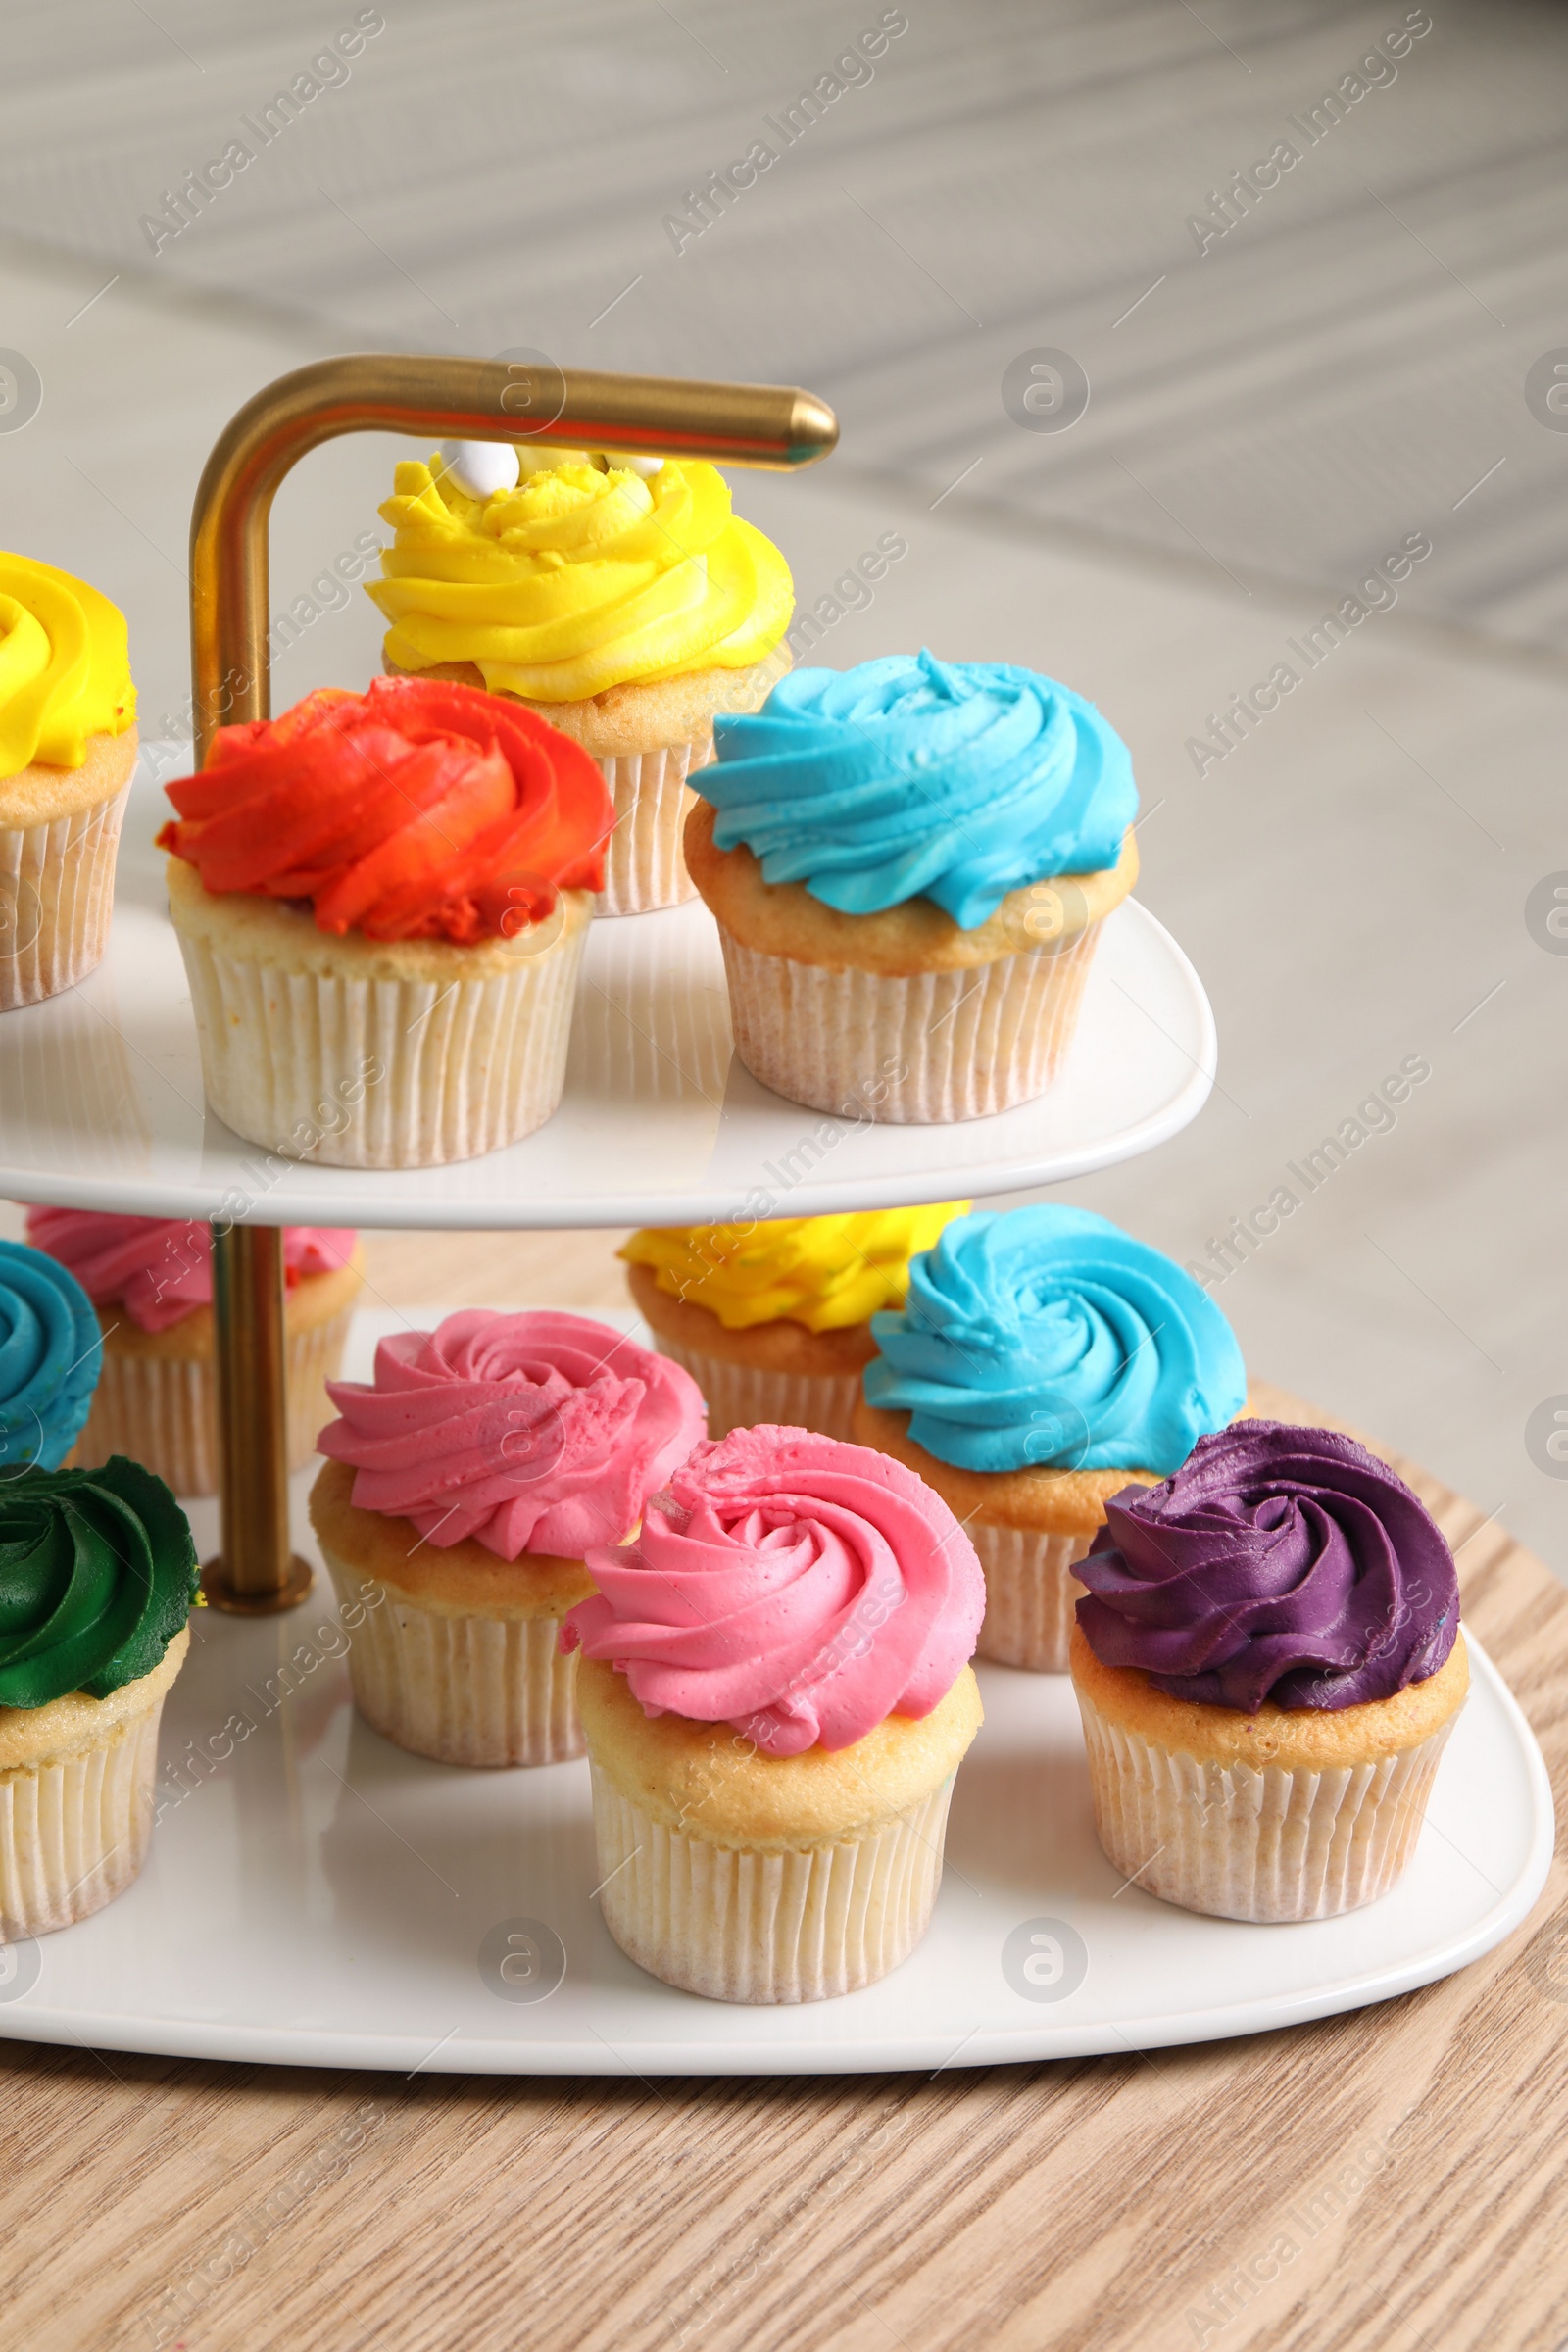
[202,1225,314,1613]
[190,355,838,1609]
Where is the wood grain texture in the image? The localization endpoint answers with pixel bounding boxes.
[3,1235,1564,2352]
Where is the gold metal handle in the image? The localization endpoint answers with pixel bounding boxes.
[189,353,837,760]
[190,354,837,1610]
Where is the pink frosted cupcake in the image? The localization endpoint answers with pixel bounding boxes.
[563,1425,985,2002]
[312,1310,705,1767]
[26,1209,361,1495]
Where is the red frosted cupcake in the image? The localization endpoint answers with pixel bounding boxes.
[158,675,613,1167]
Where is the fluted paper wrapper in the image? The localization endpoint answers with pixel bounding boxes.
[973,1522,1093,1675]
[74,1299,358,1496]
[0,782,129,1011]
[589,1768,955,2002]
[593,737,705,918]
[1075,1683,1461,1923]
[715,919,1104,1123]
[172,918,587,1168]
[643,1332,860,1444]
[0,1689,168,1939]
[321,1547,584,1768]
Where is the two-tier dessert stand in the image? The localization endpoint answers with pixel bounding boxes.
[0,361,1548,2072]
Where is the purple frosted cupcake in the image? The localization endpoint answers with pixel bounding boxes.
[1068,1420,1468,1921]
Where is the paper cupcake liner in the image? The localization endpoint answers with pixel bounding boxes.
[321,1548,585,1768]
[589,1767,955,2002]
[172,918,587,1168]
[0,781,129,1012]
[715,919,1104,1123]
[593,737,707,918]
[73,1298,358,1496]
[1075,1683,1461,1923]
[0,1689,168,1939]
[972,1522,1093,1674]
[642,1334,861,1443]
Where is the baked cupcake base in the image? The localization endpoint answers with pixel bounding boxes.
[0,1625,188,1940]
[577,1654,982,2003]
[1070,1625,1470,1923]
[686,803,1139,1125]
[166,857,591,1168]
[590,1766,956,2003]
[852,1398,1151,1673]
[968,1523,1092,1674]
[626,1259,871,1443]
[0,728,137,1012]
[73,1254,363,1496]
[310,1458,594,1768]
[716,924,1102,1123]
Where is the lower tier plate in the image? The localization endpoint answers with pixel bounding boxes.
[0,1315,1549,2077]
[0,747,1215,1227]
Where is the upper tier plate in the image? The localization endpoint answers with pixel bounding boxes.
[0,749,1215,1228]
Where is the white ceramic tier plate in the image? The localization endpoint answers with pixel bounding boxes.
[0,748,1215,1226]
[0,1314,1547,2078]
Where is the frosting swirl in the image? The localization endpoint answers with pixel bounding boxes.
[864,1206,1245,1475]
[701,651,1137,929]
[367,457,793,702]
[621,1205,969,1334]
[318,1309,706,1560]
[0,1238,101,1472]
[1075,1421,1460,1713]
[0,1456,197,1707]
[563,1425,985,1755]
[0,553,136,781]
[157,675,612,943]
[24,1210,357,1336]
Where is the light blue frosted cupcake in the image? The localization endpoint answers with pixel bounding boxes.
[685,651,1139,1123]
[852,1204,1246,1669]
[0,1236,102,1472]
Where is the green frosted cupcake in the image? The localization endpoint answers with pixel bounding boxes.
[0,1457,197,1937]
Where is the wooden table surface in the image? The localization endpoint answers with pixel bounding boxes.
[5,1232,1565,2352]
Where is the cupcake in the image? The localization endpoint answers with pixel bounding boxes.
[0,1234,101,1471]
[563,1425,985,2003]
[0,553,137,1010]
[157,675,612,1168]
[854,1206,1247,1672]
[0,1456,196,1937]
[621,1204,968,1444]
[1070,1422,1468,1922]
[311,1310,705,1767]
[686,651,1139,1123]
[367,449,793,917]
[26,1209,361,1496]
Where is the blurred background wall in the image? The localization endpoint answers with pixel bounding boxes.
[2,0,1566,1570]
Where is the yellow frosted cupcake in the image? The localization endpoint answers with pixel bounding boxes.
[1071,1422,1468,1922]
[0,553,137,1010]
[368,449,793,916]
[623,1205,967,1442]
[563,1426,986,2002]
[853,1205,1247,1672]
[0,1457,196,1937]
[688,652,1139,1122]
